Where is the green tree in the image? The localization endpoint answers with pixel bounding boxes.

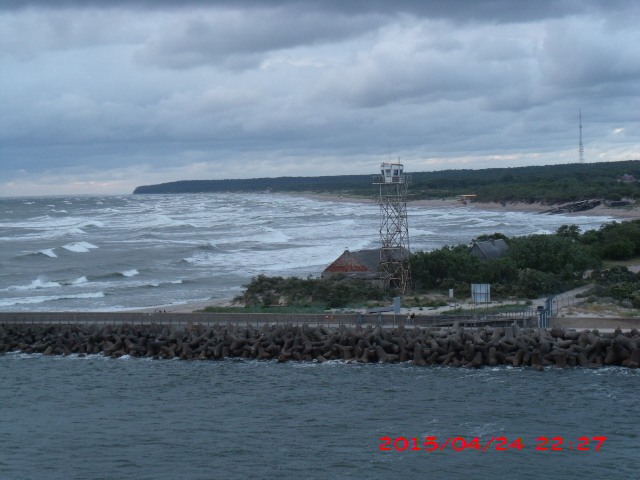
[556,224,581,240]
[507,234,596,279]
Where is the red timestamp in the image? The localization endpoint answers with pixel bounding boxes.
[379,436,607,453]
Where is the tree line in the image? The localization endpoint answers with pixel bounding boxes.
[411,220,640,304]
[134,160,640,204]
[232,220,640,310]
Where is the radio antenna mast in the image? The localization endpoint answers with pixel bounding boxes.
[579,109,584,163]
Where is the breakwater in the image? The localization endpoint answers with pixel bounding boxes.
[1,322,639,369]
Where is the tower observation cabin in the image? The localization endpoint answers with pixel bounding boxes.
[372,162,411,294]
[380,163,404,183]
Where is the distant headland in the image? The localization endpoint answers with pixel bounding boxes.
[133,160,640,206]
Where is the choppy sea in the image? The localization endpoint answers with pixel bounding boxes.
[0,353,637,479]
[1,194,636,480]
[0,193,614,311]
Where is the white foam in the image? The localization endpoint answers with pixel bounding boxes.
[72,276,89,285]
[233,227,292,244]
[139,214,190,229]
[0,291,104,307]
[411,229,435,236]
[62,241,99,253]
[7,278,62,291]
[148,279,183,288]
[38,249,57,258]
[78,220,105,228]
[122,269,139,277]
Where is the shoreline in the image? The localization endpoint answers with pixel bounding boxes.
[292,192,640,220]
[129,298,236,314]
[100,194,640,318]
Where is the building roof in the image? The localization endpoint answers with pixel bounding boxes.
[470,239,509,259]
[323,248,380,274]
[322,247,411,278]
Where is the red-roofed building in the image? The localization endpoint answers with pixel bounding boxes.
[321,249,380,280]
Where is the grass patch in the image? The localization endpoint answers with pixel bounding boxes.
[402,294,449,309]
[441,303,534,316]
[199,305,330,314]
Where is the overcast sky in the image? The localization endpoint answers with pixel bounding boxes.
[1,0,639,196]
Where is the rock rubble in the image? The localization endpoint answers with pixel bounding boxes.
[1,323,639,369]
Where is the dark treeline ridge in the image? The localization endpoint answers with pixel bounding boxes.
[235,220,640,309]
[134,160,640,204]
[412,220,640,304]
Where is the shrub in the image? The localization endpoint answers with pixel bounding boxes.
[235,275,384,309]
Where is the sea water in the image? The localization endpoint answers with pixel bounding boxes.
[0,194,636,479]
[0,193,614,311]
[0,353,637,479]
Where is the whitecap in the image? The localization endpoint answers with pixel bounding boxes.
[412,229,435,236]
[78,220,105,228]
[143,279,182,288]
[0,291,104,307]
[71,276,89,285]
[197,241,218,251]
[38,249,57,258]
[235,227,291,244]
[122,269,139,277]
[62,241,99,253]
[7,278,62,291]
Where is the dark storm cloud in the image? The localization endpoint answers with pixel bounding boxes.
[1,0,638,196]
[135,9,384,70]
[3,0,636,22]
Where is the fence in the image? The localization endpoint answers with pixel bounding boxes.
[549,294,587,315]
[0,310,537,329]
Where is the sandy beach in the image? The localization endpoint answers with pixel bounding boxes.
[412,198,640,219]
[295,192,640,219]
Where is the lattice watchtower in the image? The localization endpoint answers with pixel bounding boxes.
[372,162,411,294]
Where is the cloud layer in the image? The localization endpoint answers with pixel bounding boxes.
[1,0,639,195]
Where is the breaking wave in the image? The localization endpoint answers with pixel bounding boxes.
[62,242,99,253]
[4,278,62,291]
[0,292,105,308]
[16,249,58,259]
